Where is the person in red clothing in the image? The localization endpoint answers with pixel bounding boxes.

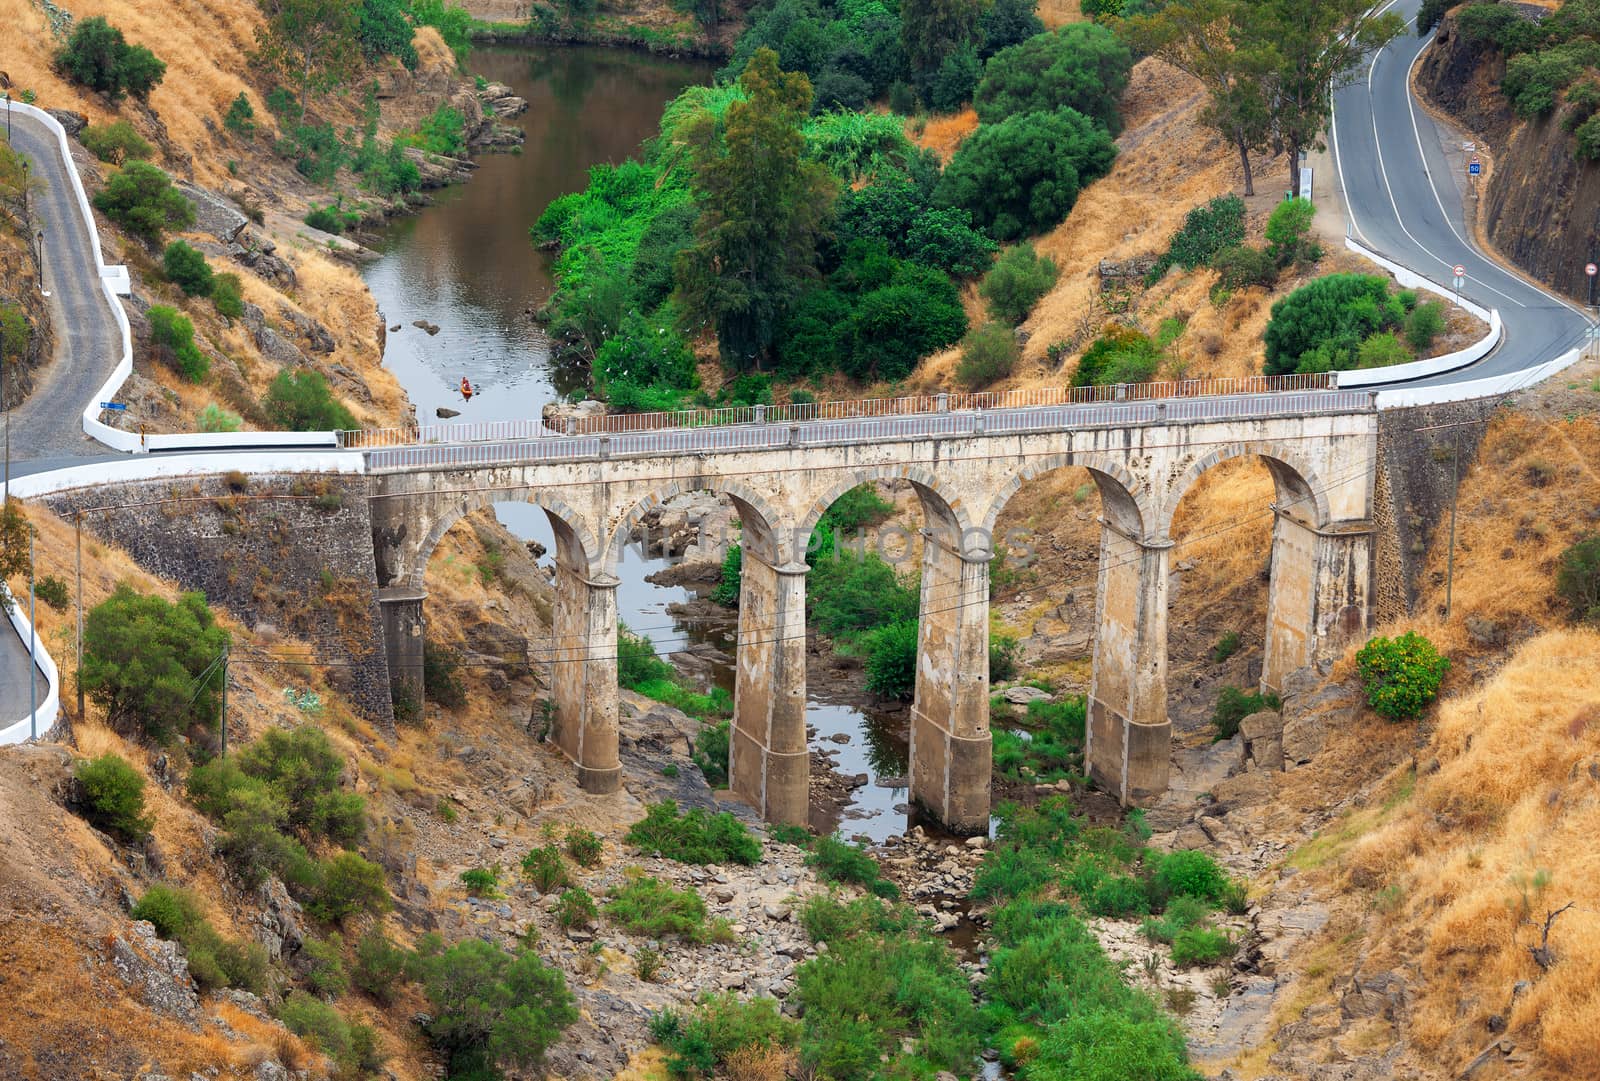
[460,376,474,401]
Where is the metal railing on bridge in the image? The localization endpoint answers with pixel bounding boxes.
[340,373,1340,449]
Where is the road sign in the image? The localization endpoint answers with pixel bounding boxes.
[1453,264,1466,277]
[99,402,127,411]
[1587,263,1597,277]
[1468,155,1481,176]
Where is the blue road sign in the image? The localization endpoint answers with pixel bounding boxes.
[99,402,127,411]
[1468,160,1481,176]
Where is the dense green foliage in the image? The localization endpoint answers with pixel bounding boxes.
[625,800,763,865]
[1557,535,1600,624]
[806,834,901,897]
[618,624,732,720]
[974,23,1132,130]
[1147,194,1246,283]
[132,885,269,993]
[935,106,1117,240]
[279,992,385,1076]
[211,273,245,319]
[265,368,358,431]
[147,306,209,382]
[1263,196,1319,267]
[651,994,798,1079]
[414,938,577,1077]
[1072,324,1165,388]
[1263,273,1407,375]
[981,243,1059,323]
[163,241,215,298]
[606,872,710,940]
[82,586,228,743]
[81,120,153,164]
[991,695,1087,783]
[92,162,195,242]
[57,16,166,101]
[1355,631,1450,721]
[693,718,731,787]
[74,753,154,840]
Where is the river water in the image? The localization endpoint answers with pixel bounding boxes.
[363,46,919,842]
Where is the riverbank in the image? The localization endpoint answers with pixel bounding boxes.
[469,16,728,59]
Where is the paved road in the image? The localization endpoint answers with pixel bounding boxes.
[7,110,124,460]
[1329,0,1592,387]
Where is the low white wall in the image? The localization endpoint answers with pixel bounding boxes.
[1337,236,1505,389]
[7,451,366,501]
[0,587,60,746]
[1375,346,1584,408]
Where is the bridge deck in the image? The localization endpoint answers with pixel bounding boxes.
[364,390,1375,473]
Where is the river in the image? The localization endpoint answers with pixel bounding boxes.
[362,45,921,842]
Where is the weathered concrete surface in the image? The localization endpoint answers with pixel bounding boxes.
[367,407,1378,822]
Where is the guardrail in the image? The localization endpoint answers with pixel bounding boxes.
[0,586,60,746]
[365,389,1375,472]
[341,373,1340,448]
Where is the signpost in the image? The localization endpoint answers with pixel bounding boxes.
[1452,264,1466,309]
[1587,261,1597,308]
[1468,156,1481,177]
[98,402,127,411]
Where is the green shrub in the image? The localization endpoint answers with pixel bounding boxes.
[1073,324,1164,388]
[93,161,194,242]
[935,106,1118,241]
[1028,1007,1195,1081]
[75,753,153,840]
[556,887,599,930]
[265,369,356,431]
[1404,299,1447,352]
[807,835,900,898]
[303,202,358,235]
[1357,331,1410,369]
[57,16,165,101]
[460,866,501,897]
[618,623,674,687]
[82,585,228,742]
[1153,849,1228,902]
[302,933,350,998]
[981,244,1060,324]
[353,930,408,1004]
[81,120,153,164]
[1263,273,1402,375]
[625,800,762,866]
[146,305,209,382]
[1148,194,1245,283]
[223,93,256,138]
[1139,894,1209,944]
[131,883,206,939]
[1264,196,1318,267]
[211,273,244,319]
[1210,684,1281,742]
[198,404,243,433]
[606,873,708,940]
[521,844,570,892]
[974,23,1133,131]
[1170,925,1233,967]
[1211,631,1241,663]
[863,618,919,699]
[956,321,1020,389]
[972,842,1059,902]
[1209,244,1277,294]
[1557,535,1600,623]
[403,104,466,157]
[1084,874,1149,918]
[233,725,365,844]
[693,719,730,788]
[278,992,386,1076]
[710,544,742,607]
[132,884,267,993]
[654,993,798,1078]
[306,852,389,923]
[422,638,466,709]
[163,241,214,297]
[1356,631,1450,721]
[566,828,604,868]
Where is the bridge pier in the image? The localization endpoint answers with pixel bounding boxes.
[551,565,621,794]
[1263,511,1372,694]
[909,531,992,834]
[730,552,809,825]
[378,586,427,717]
[1087,523,1171,805]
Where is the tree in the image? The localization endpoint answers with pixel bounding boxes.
[254,0,363,101]
[676,48,837,368]
[75,754,154,840]
[265,368,357,430]
[1115,0,1274,195]
[92,161,196,242]
[356,0,418,67]
[81,585,230,743]
[147,306,209,382]
[1262,272,1399,374]
[1251,0,1405,196]
[163,241,215,297]
[1355,631,1449,722]
[978,0,1044,58]
[934,107,1118,240]
[974,24,1134,132]
[418,939,578,1076]
[56,16,167,101]
[900,0,987,78]
[980,243,1059,323]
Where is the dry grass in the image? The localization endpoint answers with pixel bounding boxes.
[908,108,979,162]
[725,1043,799,1081]
[1336,629,1600,1078]
[1037,0,1086,28]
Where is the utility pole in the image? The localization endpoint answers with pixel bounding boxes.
[219,645,229,757]
[36,231,47,298]
[1444,429,1460,619]
[75,512,84,719]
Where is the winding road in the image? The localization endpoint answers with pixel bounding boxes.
[0,1,1590,734]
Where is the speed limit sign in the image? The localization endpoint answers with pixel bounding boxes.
[1453,264,1466,277]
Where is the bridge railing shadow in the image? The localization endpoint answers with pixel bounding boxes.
[339,373,1340,449]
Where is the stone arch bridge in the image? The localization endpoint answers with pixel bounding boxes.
[363,387,1376,833]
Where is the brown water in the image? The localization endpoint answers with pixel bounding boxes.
[364,45,939,844]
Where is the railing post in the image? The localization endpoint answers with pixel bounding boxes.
[599,435,610,460]
[789,424,800,447]
[754,404,766,424]
[1156,402,1167,422]
[566,417,576,436]
[936,392,948,412]
[974,409,985,435]
[1368,391,1379,410]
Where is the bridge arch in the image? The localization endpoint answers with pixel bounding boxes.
[409,487,601,586]
[1158,443,1331,537]
[981,453,1152,541]
[796,465,975,556]
[606,478,788,570]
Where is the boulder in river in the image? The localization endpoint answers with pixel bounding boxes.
[436,407,460,419]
